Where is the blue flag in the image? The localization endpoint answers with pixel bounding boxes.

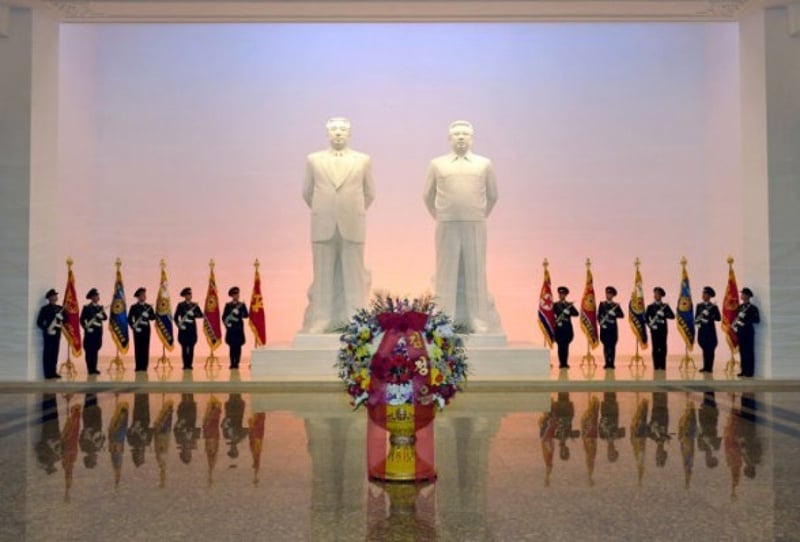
[109,262,130,353]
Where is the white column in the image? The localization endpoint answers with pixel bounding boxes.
[739,6,800,377]
[0,6,60,379]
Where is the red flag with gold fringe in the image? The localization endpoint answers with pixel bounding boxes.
[203,261,223,351]
[580,259,599,349]
[62,259,83,357]
[721,258,740,351]
[248,260,267,347]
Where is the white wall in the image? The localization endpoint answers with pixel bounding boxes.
[56,22,742,356]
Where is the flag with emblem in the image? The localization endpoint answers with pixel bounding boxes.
[676,258,695,350]
[155,260,175,351]
[109,259,130,353]
[721,258,740,351]
[249,260,267,346]
[62,259,83,357]
[580,260,599,349]
[203,261,223,351]
[628,259,648,349]
[537,261,556,348]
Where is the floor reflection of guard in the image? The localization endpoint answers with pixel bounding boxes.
[36,394,61,474]
[222,287,249,370]
[128,287,156,372]
[598,286,624,369]
[695,286,721,373]
[646,287,675,371]
[222,393,249,459]
[599,392,626,462]
[128,393,152,468]
[697,391,721,468]
[79,393,105,469]
[174,287,204,370]
[174,393,201,464]
[80,288,107,375]
[739,393,762,479]
[648,392,671,466]
[553,287,578,369]
[36,289,64,379]
[553,392,579,460]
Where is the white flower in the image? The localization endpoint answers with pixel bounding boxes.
[386,383,413,405]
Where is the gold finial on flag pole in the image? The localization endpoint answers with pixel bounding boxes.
[66,257,73,269]
[254,258,260,270]
[160,258,166,270]
[115,257,122,270]
[209,259,215,270]
[634,256,641,270]
[680,255,687,268]
[586,257,591,269]
[727,255,734,269]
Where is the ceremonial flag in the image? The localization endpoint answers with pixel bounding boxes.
[721,258,740,351]
[61,259,83,357]
[203,261,223,351]
[580,261,599,349]
[108,259,130,353]
[537,261,556,348]
[676,258,695,350]
[155,260,175,351]
[249,260,267,347]
[628,260,648,349]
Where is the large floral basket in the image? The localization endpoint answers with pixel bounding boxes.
[337,295,468,482]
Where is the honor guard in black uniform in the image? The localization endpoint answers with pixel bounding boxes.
[79,393,105,469]
[80,288,107,375]
[695,286,722,373]
[174,393,201,464]
[222,286,249,369]
[36,289,64,379]
[553,286,579,369]
[732,287,760,377]
[598,286,624,369]
[174,287,204,370]
[599,392,625,462]
[128,287,156,372]
[645,287,675,371]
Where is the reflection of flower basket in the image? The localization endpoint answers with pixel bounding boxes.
[368,404,436,482]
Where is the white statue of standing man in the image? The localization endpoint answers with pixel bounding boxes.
[301,117,375,333]
[424,120,505,336]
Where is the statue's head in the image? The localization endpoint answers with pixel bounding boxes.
[326,117,351,151]
[448,120,474,155]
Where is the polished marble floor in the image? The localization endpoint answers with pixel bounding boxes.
[2,384,799,541]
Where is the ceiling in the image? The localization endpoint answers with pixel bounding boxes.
[12,0,789,23]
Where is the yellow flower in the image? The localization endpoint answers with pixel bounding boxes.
[361,377,370,390]
[430,366,441,383]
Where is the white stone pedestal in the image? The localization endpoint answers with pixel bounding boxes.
[250,333,551,382]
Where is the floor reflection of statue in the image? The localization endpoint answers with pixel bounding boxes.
[36,394,62,475]
[203,396,222,486]
[174,393,201,464]
[423,121,503,334]
[80,393,105,469]
[697,391,721,469]
[128,393,152,468]
[301,117,375,333]
[222,393,248,461]
[553,392,579,461]
[648,392,670,467]
[599,392,625,463]
[677,398,697,488]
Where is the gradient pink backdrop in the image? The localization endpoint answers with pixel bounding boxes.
[56,23,742,357]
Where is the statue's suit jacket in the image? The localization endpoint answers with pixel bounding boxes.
[303,149,375,243]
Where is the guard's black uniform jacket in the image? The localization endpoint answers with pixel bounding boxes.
[128,301,156,371]
[598,301,624,368]
[695,302,721,371]
[222,301,249,369]
[174,302,204,369]
[553,301,579,368]
[733,302,760,377]
[645,302,675,370]
[37,304,64,379]
[80,303,107,374]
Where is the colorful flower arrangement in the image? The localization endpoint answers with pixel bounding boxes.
[337,293,468,410]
